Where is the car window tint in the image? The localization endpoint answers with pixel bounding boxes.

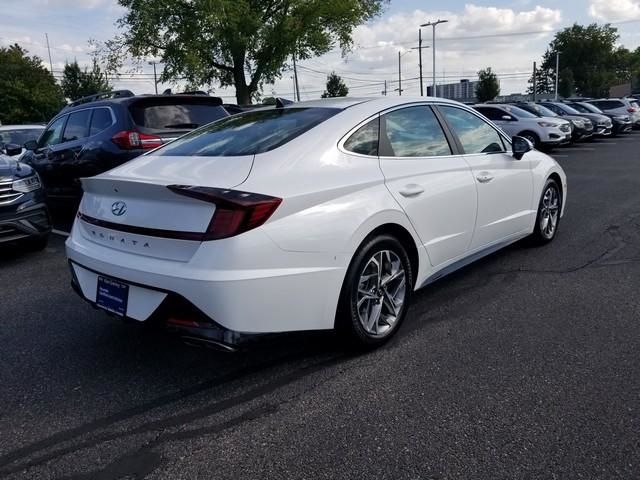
[474,107,504,121]
[156,107,340,157]
[344,117,379,156]
[62,110,91,142]
[503,105,537,119]
[440,106,506,154]
[382,106,451,157]
[90,108,113,135]
[131,103,229,130]
[39,116,67,147]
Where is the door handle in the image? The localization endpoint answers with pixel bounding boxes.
[476,172,494,183]
[399,184,425,197]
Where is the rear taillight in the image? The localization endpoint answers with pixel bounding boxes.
[112,130,163,150]
[627,108,637,113]
[167,185,282,240]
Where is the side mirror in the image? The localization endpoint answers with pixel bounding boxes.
[24,140,38,151]
[5,143,22,156]
[512,136,533,160]
[501,115,513,121]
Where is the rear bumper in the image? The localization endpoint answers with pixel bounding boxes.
[65,226,347,335]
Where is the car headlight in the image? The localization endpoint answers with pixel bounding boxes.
[571,119,585,128]
[12,174,42,193]
[537,122,559,128]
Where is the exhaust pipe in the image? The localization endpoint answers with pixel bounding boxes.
[181,335,238,353]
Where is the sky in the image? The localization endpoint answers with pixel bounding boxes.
[2,0,640,102]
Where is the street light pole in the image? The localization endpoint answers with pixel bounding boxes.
[398,51,402,96]
[554,52,560,100]
[421,19,448,96]
[148,61,158,94]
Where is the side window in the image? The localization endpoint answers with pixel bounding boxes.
[382,106,451,157]
[475,107,505,121]
[344,117,379,156]
[39,116,67,147]
[439,106,506,154]
[62,110,91,143]
[89,108,113,136]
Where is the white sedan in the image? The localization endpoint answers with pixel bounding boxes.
[66,97,566,350]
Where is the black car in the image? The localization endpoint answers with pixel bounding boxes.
[0,147,51,249]
[21,90,230,201]
[565,101,633,135]
[538,101,613,137]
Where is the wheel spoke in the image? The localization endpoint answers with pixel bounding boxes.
[382,291,398,317]
[366,301,382,334]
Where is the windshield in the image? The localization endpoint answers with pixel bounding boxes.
[574,102,602,114]
[518,104,557,117]
[502,105,538,119]
[155,107,340,157]
[559,104,581,115]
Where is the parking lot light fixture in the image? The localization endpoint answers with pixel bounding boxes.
[421,19,448,96]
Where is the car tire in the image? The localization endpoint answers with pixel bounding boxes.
[519,131,540,149]
[530,178,561,245]
[336,234,413,349]
[25,235,49,252]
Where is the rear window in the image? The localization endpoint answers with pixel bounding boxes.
[155,107,340,157]
[130,103,229,130]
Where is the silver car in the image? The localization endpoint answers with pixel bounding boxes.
[473,104,572,149]
[587,98,640,129]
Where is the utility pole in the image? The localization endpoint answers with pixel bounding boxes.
[45,33,53,74]
[532,61,537,101]
[411,31,430,96]
[398,51,402,96]
[421,19,448,97]
[383,80,387,96]
[554,52,560,100]
[148,61,158,94]
[292,53,301,102]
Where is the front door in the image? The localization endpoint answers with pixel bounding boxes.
[437,105,534,250]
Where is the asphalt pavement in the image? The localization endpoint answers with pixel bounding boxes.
[1,133,640,479]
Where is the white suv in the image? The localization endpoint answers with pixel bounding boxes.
[587,98,640,129]
[473,104,572,149]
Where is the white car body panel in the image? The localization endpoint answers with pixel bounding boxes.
[66,97,567,336]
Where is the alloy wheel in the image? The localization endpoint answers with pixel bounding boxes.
[539,184,560,239]
[356,250,407,337]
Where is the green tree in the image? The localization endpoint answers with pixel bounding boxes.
[61,59,111,101]
[527,66,554,95]
[103,0,385,104]
[475,67,500,102]
[538,24,620,97]
[0,44,64,124]
[321,72,349,98]
[558,68,575,98]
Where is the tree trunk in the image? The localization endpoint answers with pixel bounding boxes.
[232,56,252,105]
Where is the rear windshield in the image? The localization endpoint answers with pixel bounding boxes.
[155,107,340,157]
[130,103,228,130]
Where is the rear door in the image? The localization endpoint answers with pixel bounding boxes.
[438,105,534,249]
[378,104,478,267]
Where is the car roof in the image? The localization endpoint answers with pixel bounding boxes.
[0,124,45,130]
[281,96,471,112]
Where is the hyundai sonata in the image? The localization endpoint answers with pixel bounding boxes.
[66,97,567,349]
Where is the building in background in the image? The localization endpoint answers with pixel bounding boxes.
[427,79,479,102]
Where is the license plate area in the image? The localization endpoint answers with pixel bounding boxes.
[96,276,129,317]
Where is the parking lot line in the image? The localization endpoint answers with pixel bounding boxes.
[563,148,596,151]
[52,229,70,237]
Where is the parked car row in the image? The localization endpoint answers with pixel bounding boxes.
[472,97,638,150]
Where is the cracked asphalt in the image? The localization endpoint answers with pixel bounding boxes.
[1,133,640,479]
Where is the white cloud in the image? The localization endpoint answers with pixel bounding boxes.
[589,0,640,21]
[283,4,562,98]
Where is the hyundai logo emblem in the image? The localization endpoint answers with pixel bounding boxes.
[111,201,127,216]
